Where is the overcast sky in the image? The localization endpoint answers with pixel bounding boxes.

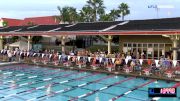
[0,0,180,20]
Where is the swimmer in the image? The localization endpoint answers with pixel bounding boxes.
[11,80,17,89]
[95,93,100,101]
[46,84,52,96]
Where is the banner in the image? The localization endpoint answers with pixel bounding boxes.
[77,56,80,61]
[58,55,61,59]
[99,57,102,63]
[88,57,91,62]
[68,56,71,60]
[49,54,52,58]
[112,58,115,63]
[42,54,45,58]
[125,59,129,64]
[139,59,143,65]
[172,60,177,67]
[155,60,159,67]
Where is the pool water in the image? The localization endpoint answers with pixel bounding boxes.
[0,64,179,101]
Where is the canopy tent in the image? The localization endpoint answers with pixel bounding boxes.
[9,41,32,50]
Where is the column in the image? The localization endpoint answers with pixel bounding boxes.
[27,36,31,51]
[171,35,179,60]
[0,36,3,50]
[172,39,178,60]
[108,35,112,54]
[61,36,66,53]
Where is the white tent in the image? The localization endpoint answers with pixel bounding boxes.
[9,41,32,50]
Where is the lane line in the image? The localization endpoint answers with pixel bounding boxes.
[30,75,114,101]
[109,80,156,101]
[0,69,69,90]
[0,71,82,99]
[69,77,135,101]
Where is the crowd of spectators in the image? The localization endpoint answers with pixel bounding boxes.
[0,48,180,78]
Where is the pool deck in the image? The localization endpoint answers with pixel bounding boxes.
[0,62,179,82]
[0,62,19,66]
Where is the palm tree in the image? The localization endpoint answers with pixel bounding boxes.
[86,0,105,22]
[57,6,78,24]
[109,9,119,21]
[79,5,94,22]
[99,9,119,21]
[118,3,130,21]
[99,14,112,21]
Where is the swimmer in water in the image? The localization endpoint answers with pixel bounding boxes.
[95,93,100,101]
[11,80,17,89]
[46,84,52,96]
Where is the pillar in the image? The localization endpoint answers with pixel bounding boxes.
[172,39,178,60]
[0,36,3,50]
[108,35,112,54]
[170,35,179,60]
[61,36,66,53]
[27,36,31,51]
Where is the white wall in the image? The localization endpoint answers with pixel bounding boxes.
[0,19,3,27]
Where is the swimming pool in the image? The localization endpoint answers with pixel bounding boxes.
[0,64,179,101]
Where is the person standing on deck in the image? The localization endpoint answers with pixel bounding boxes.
[7,50,12,62]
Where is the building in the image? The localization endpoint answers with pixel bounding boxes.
[20,16,60,26]
[0,17,180,60]
[0,16,61,27]
[0,18,22,27]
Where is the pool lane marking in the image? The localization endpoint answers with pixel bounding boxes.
[0,72,95,99]
[0,71,82,99]
[0,67,51,80]
[15,73,25,76]
[109,79,156,101]
[28,75,114,101]
[0,69,69,90]
[2,68,65,85]
[69,77,135,101]
[172,82,180,88]
[2,69,64,85]
[0,91,27,101]
[1,65,59,78]
[3,72,13,75]
[0,71,73,90]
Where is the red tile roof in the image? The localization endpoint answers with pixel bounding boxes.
[1,16,60,27]
[20,16,60,26]
[1,18,22,26]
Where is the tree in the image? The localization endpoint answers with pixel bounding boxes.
[118,3,130,21]
[99,14,112,21]
[2,21,8,27]
[79,5,94,22]
[99,9,119,21]
[86,0,105,22]
[109,9,119,21]
[57,6,78,24]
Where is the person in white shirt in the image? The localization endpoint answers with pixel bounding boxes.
[7,50,12,62]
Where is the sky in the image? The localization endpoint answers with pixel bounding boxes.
[0,0,180,20]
